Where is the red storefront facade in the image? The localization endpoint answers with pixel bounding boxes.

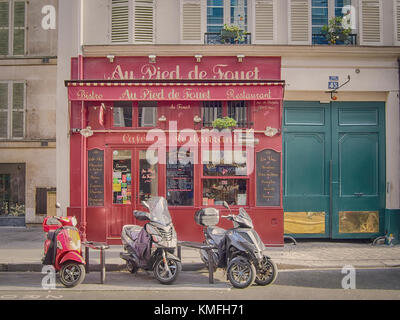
[65,56,285,245]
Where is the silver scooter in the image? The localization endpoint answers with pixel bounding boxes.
[195,201,278,289]
[120,196,181,284]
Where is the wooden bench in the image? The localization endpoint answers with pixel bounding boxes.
[82,241,110,284]
[177,241,216,284]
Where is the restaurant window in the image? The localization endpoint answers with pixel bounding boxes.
[0,81,25,139]
[138,101,157,127]
[228,101,248,127]
[202,101,222,127]
[113,101,157,128]
[0,163,25,217]
[112,150,132,204]
[113,101,132,127]
[0,0,26,56]
[202,150,248,206]
[166,150,194,206]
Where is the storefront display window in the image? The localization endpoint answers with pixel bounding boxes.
[139,150,158,201]
[0,164,25,216]
[112,150,132,204]
[203,179,247,206]
[166,151,194,206]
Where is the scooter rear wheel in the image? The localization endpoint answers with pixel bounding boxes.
[59,262,85,288]
[153,257,181,285]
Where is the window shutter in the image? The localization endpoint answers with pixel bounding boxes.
[254,0,275,43]
[12,82,24,138]
[288,0,311,45]
[394,0,400,45]
[111,0,130,43]
[360,0,382,45]
[0,1,9,55]
[0,83,8,138]
[134,0,154,43]
[13,1,25,55]
[181,0,202,43]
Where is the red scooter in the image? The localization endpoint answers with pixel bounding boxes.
[42,204,85,287]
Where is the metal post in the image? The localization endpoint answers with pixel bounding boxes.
[100,247,105,284]
[85,246,89,274]
[207,249,214,284]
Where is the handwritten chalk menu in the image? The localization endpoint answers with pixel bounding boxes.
[256,149,281,207]
[88,149,104,207]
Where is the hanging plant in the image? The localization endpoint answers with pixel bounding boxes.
[212,117,237,130]
[321,16,351,45]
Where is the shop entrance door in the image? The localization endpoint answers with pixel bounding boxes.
[108,148,159,240]
[283,101,385,239]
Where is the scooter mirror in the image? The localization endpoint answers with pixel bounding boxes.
[55,202,61,209]
[141,201,150,210]
[223,201,230,210]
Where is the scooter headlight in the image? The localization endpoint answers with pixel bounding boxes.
[71,216,77,227]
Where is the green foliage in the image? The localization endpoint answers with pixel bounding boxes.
[221,24,248,43]
[321,16,351,45]
[212,117,237,130]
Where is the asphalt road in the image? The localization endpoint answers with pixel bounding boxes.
[0,267,399,301]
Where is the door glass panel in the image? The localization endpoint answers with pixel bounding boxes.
[139,150,158,202]
[112,150,132,204]
[203,179,247,206]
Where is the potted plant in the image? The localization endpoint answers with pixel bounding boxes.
[321,16,351,45]
[220,24,247,43]
[212,116,237,130]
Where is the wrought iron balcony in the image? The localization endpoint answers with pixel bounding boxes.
[204,32,252,45]
[312,33,357,45]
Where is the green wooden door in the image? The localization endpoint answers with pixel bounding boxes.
[283,101,385,239]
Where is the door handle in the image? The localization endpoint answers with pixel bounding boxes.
[354,192,364,197]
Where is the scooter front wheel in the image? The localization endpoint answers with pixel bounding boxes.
[227,257,256,289]
[255,256,278,286]
[153,256,181,285]
[59,262,86,288]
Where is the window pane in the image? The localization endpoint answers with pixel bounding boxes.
[13,28,24,55]
[203,179,247,206]
[203,150,247,176]
[228,101,247,127]
[138,101,157,127]
[0,111,7,138]
[113,101,132,127]
[202,101,222,126]
[166,151,194,206]
[12,110,23,137]
[0,83,8,109]
[12,83,24,109]
[230,0,247,30]
[139,150,158,202]
[113,150,131,204]
[207,0,224,33]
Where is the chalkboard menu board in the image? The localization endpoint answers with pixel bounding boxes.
[256,149,281,207]
[88,149,104,207]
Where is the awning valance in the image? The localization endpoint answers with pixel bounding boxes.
[65,80,285,102]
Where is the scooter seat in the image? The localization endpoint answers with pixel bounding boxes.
[206,226,226,246]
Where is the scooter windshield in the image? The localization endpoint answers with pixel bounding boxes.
[233,208,254,229]
[146,197,172,226]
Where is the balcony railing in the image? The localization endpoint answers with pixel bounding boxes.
[204,32,252,45]
[312,33,357,45]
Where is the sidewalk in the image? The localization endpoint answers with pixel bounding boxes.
[0,225,399,272]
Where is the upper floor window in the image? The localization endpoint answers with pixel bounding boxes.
[207,0,248,33]
[0,81,25,139]
[113,101,157,128]
[312,0,355,44]
[0,0,26,56]
[111,0,154,44]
